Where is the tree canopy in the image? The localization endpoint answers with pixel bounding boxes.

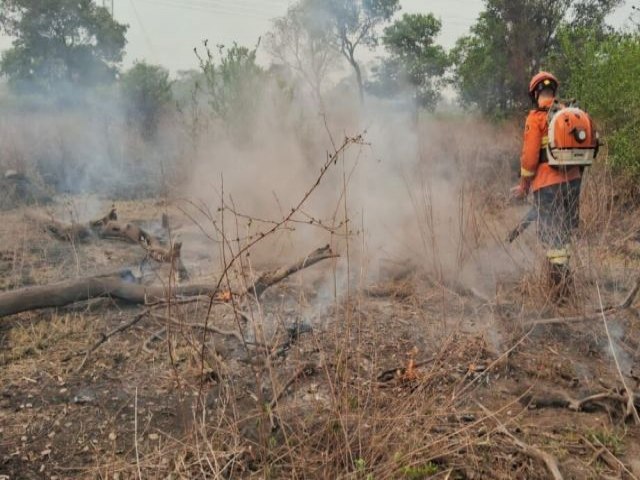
[0,0,128,92]
[451,0,622,116]
[265,0,337,108]
[195,41,266,133]
[315,0,401,104]
[370,13,449,110]
[120,62,173,139]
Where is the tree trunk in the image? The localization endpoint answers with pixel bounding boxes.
[351,57,365,106]
[0,272,216,318]
[0,245,337,318]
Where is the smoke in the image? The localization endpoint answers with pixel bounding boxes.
[0,84,184,214]
[0,42,529,300]
[606,319,634,377]
[181,73,527,298]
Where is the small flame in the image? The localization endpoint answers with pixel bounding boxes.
[215,290,232,302]
[401,358,418,382]
[401,347,420,382]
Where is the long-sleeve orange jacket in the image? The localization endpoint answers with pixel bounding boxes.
[520,109,581,192]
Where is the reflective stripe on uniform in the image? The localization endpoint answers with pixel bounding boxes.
[546,248,569,265]
[521,167,536,177]
[541,136,549,148]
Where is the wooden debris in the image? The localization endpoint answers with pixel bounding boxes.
[26,206,189,280]
[526,276,640,328]
[0,271,216,318]
[67,246,336,369]
[0,246,337,319]
[521,388,640,418]
[477,402,564,480]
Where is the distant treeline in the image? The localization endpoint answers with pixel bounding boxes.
[1,0,638,173]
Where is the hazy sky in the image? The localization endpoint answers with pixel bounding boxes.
[0,0,636,74]
[106,0,483,71]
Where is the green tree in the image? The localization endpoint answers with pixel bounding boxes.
[546,0,622,83]
[120,62,173,139]
[556,31,640,175]
[570,0,624,31]
[0,0,128,93]
[371,13,449,110]
[195,41,265,131]
[316,0,401,104]
[451,0,622,116]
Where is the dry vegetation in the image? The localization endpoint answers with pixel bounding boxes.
[1,115,640,480]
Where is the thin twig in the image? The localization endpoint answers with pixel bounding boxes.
[526,276,640,327]
[581,434,639,479]
[477,402,563,480]
[454,327,535,400]
[143,327,167,353]
[206,135,361,306]
[269,363,317,410]
[134,387,142,480]
[151,313,259,346]
[596,282,640,425]
[76,309,150,371]
[616,276,640,310]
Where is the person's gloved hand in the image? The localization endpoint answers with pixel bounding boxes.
[510,177,532,200]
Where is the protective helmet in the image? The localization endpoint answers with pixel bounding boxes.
[529,71,559,99]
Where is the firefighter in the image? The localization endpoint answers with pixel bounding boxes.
[511,72,582,295]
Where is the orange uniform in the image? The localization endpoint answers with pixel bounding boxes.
[520,109,581,192]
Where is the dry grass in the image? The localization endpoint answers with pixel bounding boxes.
[2,116,640,480]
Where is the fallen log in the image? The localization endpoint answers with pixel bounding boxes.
[27,207,189,279]
[0,271,215,318]
[25,212,92,242]
[100,219,188,279]
[0,245,337,319]
[25,208,117,242]
[65,246,337,369]
[99,219,176,259]
[520,389,640,415]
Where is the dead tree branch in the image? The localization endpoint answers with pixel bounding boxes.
[526,276,640,327]
[521,389,640,416]
[68,246,336,367]
[0,246,336,318]
[74,309,152,370]
[151,313,247,345]
[478,402,563,480]
[269,363,317,409]
[597,282,640,425]
[248,245,337,298]
[581,435,638,479]
[27,207,189,279]
[0,272,216,318]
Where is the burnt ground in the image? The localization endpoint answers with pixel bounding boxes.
[1,197,640,479]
